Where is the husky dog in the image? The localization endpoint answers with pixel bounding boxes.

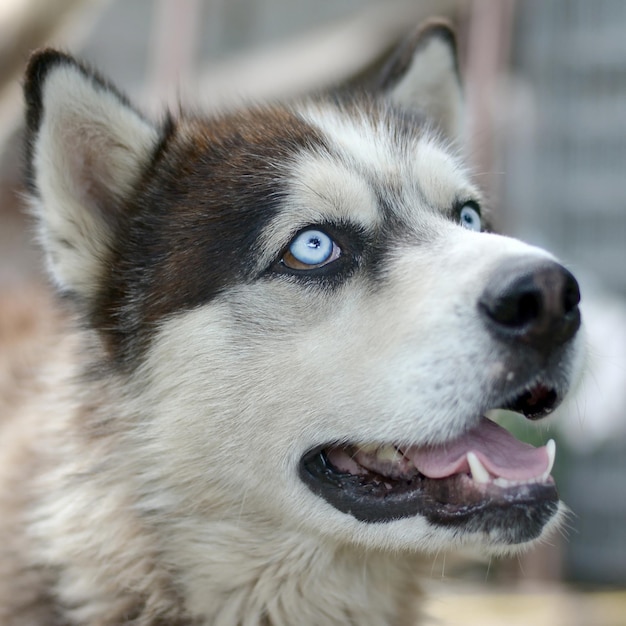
[0,21,583,626]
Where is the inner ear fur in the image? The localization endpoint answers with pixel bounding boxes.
[351,20,464,142]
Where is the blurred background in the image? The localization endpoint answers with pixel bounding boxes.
[0,1,625,624]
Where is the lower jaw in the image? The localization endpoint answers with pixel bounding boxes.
[299,450,559,544]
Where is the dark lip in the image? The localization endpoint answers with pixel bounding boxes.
[486,343,576,416]
[299,447,559,541]
[499,380,561,420]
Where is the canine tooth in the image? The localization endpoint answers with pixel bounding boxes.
[543,439,556,480]
[467,452,491,484]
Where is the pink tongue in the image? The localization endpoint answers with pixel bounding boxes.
[407,417,550,481]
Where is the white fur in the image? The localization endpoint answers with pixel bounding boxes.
[300,104,477,223]
[388,34,464,140]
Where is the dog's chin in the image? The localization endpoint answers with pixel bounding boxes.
[299,400,561,545]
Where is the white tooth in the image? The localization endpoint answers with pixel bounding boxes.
[467,452,491,484]
[376,445,401,463]
[494,477,514,488]
[357,444,400,463]
[543,439,556,480]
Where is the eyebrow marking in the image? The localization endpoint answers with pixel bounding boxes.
[254,151,381,270]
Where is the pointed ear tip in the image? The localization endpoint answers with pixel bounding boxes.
[25,48,77,86]
[23,49,84,193]
[414,19,458,54]
[24,48,79,109]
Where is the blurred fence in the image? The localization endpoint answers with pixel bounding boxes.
[504,0,626,297]
[502,0,626,586]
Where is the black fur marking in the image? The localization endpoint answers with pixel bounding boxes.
[92,108,330,365]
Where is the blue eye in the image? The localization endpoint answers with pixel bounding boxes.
[283,229,339,270]
[459,203,481,232]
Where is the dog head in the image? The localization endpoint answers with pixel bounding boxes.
[24,22,583,555]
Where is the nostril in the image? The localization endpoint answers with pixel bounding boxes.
[563,274,581,313]
[480,275,543,330]
[515,291,542,327]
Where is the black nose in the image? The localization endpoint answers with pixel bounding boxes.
[479,260,581,353]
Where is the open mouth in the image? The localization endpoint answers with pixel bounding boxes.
[299,384,561,543]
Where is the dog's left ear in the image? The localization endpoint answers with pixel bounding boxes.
[373,21,463,141]
[23,49,161,302]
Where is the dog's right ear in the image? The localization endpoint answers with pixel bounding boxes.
[372,21,464,142]
[24,50,161,302]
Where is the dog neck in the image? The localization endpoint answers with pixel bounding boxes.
[159,517,423,625]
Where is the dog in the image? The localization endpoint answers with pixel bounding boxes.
[0,21,584,625]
